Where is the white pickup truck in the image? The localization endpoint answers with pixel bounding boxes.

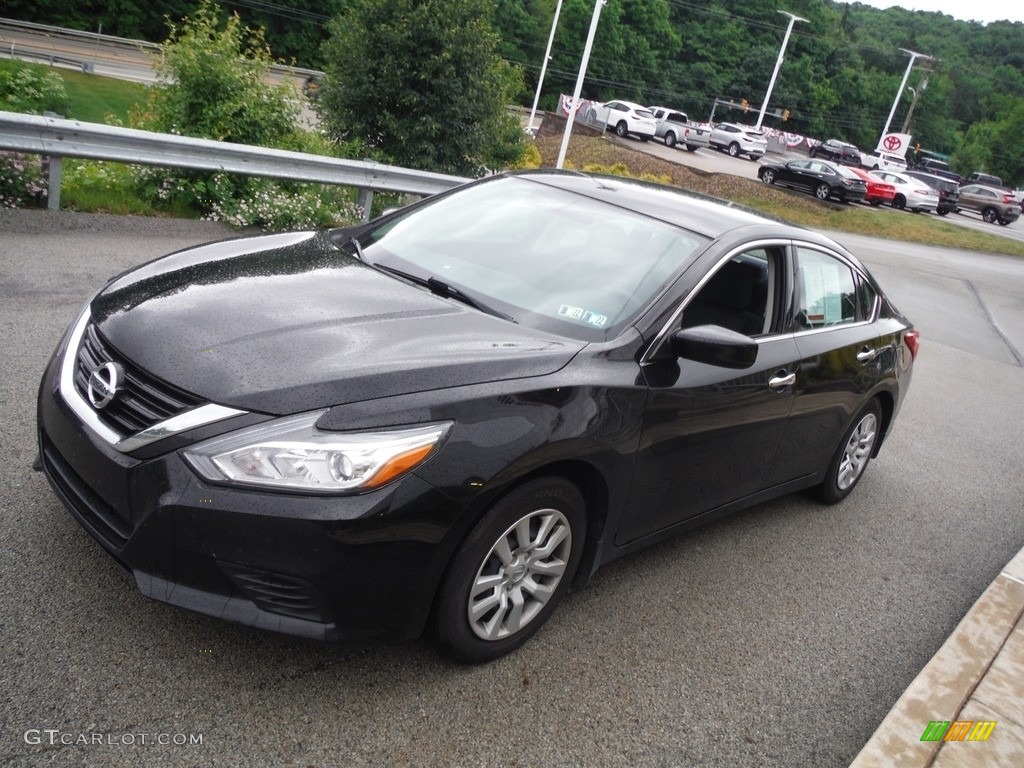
[647,106,711,151]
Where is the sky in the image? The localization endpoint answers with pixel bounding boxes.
[840,1,1024,25]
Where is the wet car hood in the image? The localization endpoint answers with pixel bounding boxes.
[90,231,583,415]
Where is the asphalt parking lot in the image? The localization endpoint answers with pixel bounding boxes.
[2,209,1023,767]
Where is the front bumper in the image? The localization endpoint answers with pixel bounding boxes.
[37,351,460,645]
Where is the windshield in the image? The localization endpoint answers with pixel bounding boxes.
[358,176,705,340]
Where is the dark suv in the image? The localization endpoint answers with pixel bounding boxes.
[911,158,962,185]
[905,171,960,216]
[809,139,861,166]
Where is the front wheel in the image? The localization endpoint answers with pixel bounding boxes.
[615,121,629,138]
[937,209,949,216]
[982,207,998,223]
[728,142,740,157]
[869,199,881,207]
[815,183,831,201]
[431,477,587,663]
[816,400,882,504]
[760,169,776,185]
[998,217,1011,226]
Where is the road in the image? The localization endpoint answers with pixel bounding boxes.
[1,209,1022,767]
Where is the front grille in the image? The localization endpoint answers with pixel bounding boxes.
[221,563,327,622]
[74,322,203,435]
[41,435,131,553]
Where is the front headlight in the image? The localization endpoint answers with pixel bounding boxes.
[183,411,452,494]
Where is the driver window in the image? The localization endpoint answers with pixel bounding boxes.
[680,248,779,337]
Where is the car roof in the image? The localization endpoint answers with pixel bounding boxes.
[905,171,957,186]
[508,170,807,240]
[962,184,1009,194]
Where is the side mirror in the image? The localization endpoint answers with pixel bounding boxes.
[670,325,758,369]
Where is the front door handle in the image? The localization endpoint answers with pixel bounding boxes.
[768,371,796,390]
[857,347,878,363]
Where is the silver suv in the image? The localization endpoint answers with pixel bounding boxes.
[709,123,767,160]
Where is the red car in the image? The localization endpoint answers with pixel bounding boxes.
[849,166,895,206]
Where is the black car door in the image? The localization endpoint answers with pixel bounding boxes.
[766,243,884,484]
[615,242,801,545]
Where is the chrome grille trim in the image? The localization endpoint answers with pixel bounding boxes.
[59,308,248,453]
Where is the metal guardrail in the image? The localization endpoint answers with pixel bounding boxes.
[0,111,469,216]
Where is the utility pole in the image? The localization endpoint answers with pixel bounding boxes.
[755,11,807,130]
[900,67,932,134]
[880,49,931,145]
[556,0,606,170]
[527,0,563,136]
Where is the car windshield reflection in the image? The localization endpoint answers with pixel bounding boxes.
[360,177,706,339]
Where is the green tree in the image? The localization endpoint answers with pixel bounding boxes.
[317,0,526,176]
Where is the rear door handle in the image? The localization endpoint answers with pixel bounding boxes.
[857,347,878,363]
[768,372,796,390]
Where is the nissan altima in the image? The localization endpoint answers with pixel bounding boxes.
[36,170,918,663]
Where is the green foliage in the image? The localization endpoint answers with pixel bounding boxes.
[132,0,299,145]
[0,152,47,208]
[317,0,526,176]
[0,62,69,115]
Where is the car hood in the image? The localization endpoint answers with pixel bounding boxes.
[90,231,583,415]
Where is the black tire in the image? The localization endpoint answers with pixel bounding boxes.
[664,132,677,148]
[760,169,776,185]
[615,121,629,138]
[639,135,650,142]
[937,209,949,216]
[431,477,587,663]
[892,195,906,210]
[728,142,740,157]
[809,147,818,159]
[998,217,1011,226]
[816,399,882,504]
[685,144,699,152]
[869,199,881,207]
[982,207,998,224]
[815,183,831,201]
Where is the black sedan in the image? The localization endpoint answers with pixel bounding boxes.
[808,138,862,166]
[36,171,918,663]
[758,158,868,203]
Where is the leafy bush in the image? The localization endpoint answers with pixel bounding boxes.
[0,152,47,208]
[0,64,69,115]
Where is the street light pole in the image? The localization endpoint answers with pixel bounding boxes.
[526,0,564,136]
[880,48,931,144]
[556,0,606,170]
[754,11,807,130]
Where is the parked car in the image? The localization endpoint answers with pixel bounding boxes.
[647,106,711,151]
[910,158,962,185]
[861,150,908,172]
[904,171,960,215]
[709,122,767,160]
[757,158,868,203]
[965,171,1004,189]
[809,139,862,166]
[869,170,939,213]
[589,100,657,141]
[849,166,895,207]
[956,184,1021,225]
[36,170,919,663]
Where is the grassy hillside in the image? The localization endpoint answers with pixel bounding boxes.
[0,59,148,123]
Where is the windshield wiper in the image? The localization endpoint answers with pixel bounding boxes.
[373,263,516,323]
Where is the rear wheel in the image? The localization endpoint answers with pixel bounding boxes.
[431,477,586,663]
[685,144,699,152]
[937,209,949,216]
[982,207,998,223]
[615,121,629,138]
[893,195,907,210]
[869,199,881,207]
[815,183,831,201]
[816,399,882,504]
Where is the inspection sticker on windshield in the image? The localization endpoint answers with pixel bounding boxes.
[558,304,607,327]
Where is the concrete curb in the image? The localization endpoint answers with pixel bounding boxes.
[850,546,1024,767]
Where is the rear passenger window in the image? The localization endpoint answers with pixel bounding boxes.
[793,248,857,329]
